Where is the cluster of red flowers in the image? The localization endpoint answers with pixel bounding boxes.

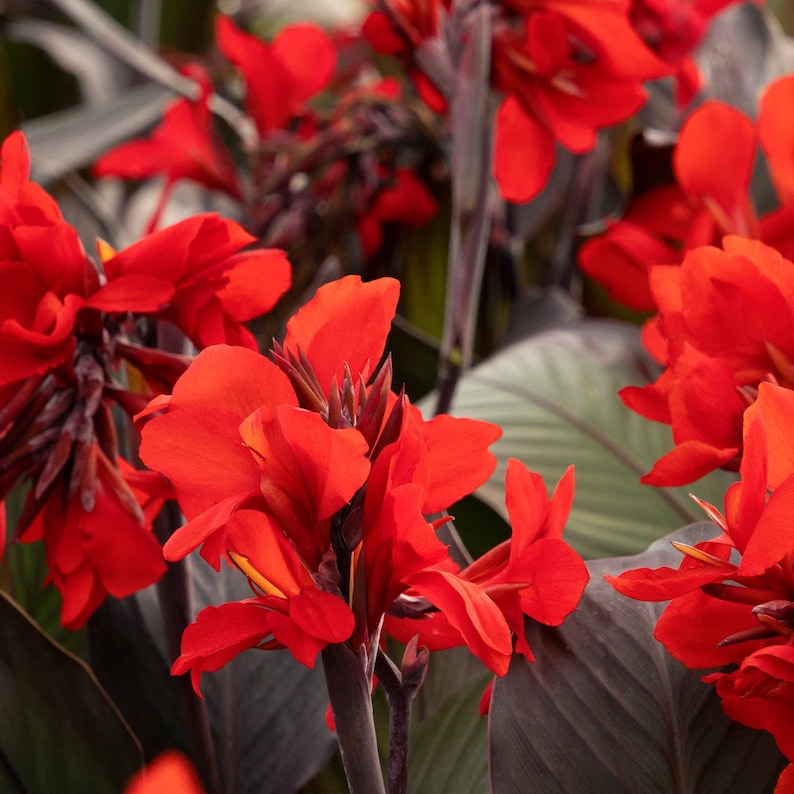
[137,274,590,692]
[610,380,794,786]
[364,0,739,204]
[579,74,794,312]
[0,131,290,627]
[93,15,439,259]
[618,235,794,486]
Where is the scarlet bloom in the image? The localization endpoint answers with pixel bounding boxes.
[365,0,669,204]
[93,66,241,232]
[608,385,794,771]
[491,1,670,203]
[619,236,794,485]
[0,131,100,386]
[99,213,291,350]
[362,0,448,112]
[139,275,524,691]
[0,131,289,627]
[579,75,794,312]
[20,445,168,629]
[215,16,337,138]
[386,459,589,670]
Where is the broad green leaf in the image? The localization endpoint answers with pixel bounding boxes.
[428,321,736,558]
[489,523,787,793]
[408,672,492,794]
[0,590,143,792]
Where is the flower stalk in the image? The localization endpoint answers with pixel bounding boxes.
[322,642,386,794]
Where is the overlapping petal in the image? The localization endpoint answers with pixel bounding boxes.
[283,275,400,394]
[101,214,291,350]
[216,16,336,137]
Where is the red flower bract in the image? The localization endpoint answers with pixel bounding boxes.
[0,132,98,386]
[579,75,794,312]
[385,459,589,671]
[21,444,167,629]
[100,213,291,350]
[619,236,794,485]
[215,16,337,138]
[93,65,242,232]
[608,385,794,768]
[492,0,670,202]
[140,275,531,689]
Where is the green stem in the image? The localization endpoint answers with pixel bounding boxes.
[322,643,386,794]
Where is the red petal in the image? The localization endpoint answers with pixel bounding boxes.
[271,24,336,105]
[741,475,794,576]
[514,537,589,625]
[578,221,678,312]
[406,569,513,675]
[419,415,501,513]
[215,249,292,321]
[605,560,733,601]
[139,345,295,515]
[283,275,399,394]
[673,102,755,230]
[759,75,794,206]
[493,96,556,204]
[125,751,203,794]
[641,440,740,487]
[172,601,275,696]
[289,588,355,644]
[746,382,794,491]
[0,131,30,191]
[655,588,760,668]
[85,275,175,313]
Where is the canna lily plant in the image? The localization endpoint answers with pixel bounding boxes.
[2,0,794,792]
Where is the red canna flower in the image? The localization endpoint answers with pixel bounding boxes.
[215,16,337,138]
[608,386,794,772]
[619,236,794,485]
[0,131,100,386]
[139,275,516,690]
[93,66,241,232]
[20,444,168,629]
[491,1,670,203]
[366,0,670,204]
[0,130,289,628]
[386,459,589,673]
[361,0,448,113]
[99,213,291,350]
[579,74,794,311]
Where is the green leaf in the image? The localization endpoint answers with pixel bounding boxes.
[489,523,787,793]
[408,669,492,794]
[0,589,143,792]
[428,320,736,558]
